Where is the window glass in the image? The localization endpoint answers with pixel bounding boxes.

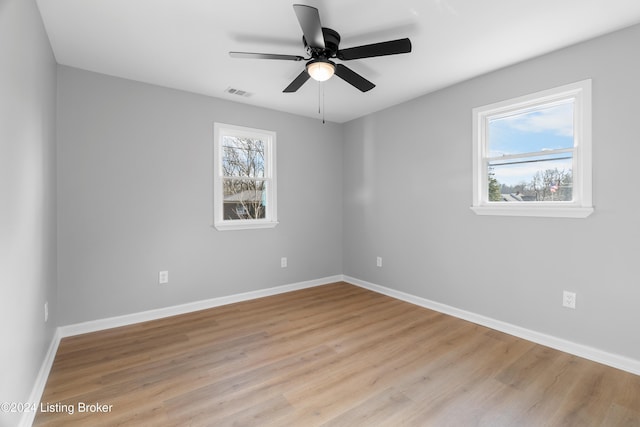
[221,136,265,178]
[487,100,575,203]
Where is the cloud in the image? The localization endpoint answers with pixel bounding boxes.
[501,102,574,137]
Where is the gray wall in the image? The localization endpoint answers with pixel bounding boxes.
[0,0,57,424]
[57,66,344,325]
[343,23,640,361]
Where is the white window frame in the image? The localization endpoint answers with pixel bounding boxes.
[471,79,593,218]
[213,122,278,231]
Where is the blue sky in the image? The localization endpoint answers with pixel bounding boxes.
[488,102,574,186]
[488,102,574,157]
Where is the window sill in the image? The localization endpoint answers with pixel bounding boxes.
[213,220,279,231]
[470,205,594,218]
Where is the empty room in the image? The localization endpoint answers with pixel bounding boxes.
[3,0,640,426]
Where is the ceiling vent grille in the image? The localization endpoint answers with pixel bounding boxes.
[225,87,252,97]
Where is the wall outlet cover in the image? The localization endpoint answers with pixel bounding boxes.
[159,271,169,284]
[563,291,576,309]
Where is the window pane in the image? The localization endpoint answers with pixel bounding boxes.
[488,155,573,202]
[222,179,266,220]
[221,136,265,178]
[488,102,574,158]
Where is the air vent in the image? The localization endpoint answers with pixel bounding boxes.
[225,87,252,97]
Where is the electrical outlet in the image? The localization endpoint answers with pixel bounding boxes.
[376,256,382,268]
[281,257,287,268]
[159,271,169,284]
[44,301,48,322]
[562,291,576,309]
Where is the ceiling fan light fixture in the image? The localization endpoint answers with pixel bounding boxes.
[306,60,335,82]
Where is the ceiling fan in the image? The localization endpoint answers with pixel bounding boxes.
[229,4,412,93]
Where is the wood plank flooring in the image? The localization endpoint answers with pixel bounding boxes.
[34,282,640,426]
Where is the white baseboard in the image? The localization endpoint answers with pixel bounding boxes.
[20,329,61,427]
[58,275,343,338]
[344,275,640,376]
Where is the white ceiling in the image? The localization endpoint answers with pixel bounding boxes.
[36,0,640,123]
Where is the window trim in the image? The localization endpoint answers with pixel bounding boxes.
[213,122,278,231]
[471,79,593,218]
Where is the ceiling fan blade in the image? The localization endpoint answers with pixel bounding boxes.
[338,38,412,60]
[334,64,375,92]
[229,52,304,61]
[283,70,311,93]
[293,4,325,49]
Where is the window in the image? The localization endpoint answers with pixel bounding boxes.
[213,123,277,230]
[471,80,593,218]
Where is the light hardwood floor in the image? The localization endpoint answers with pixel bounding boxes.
[34,282,640,426]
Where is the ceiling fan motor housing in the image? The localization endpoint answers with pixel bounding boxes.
[304,27,341,58]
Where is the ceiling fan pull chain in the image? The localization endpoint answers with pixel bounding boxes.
[322,83,326,124]
[317,81,325,124]
[318,81,321,114]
